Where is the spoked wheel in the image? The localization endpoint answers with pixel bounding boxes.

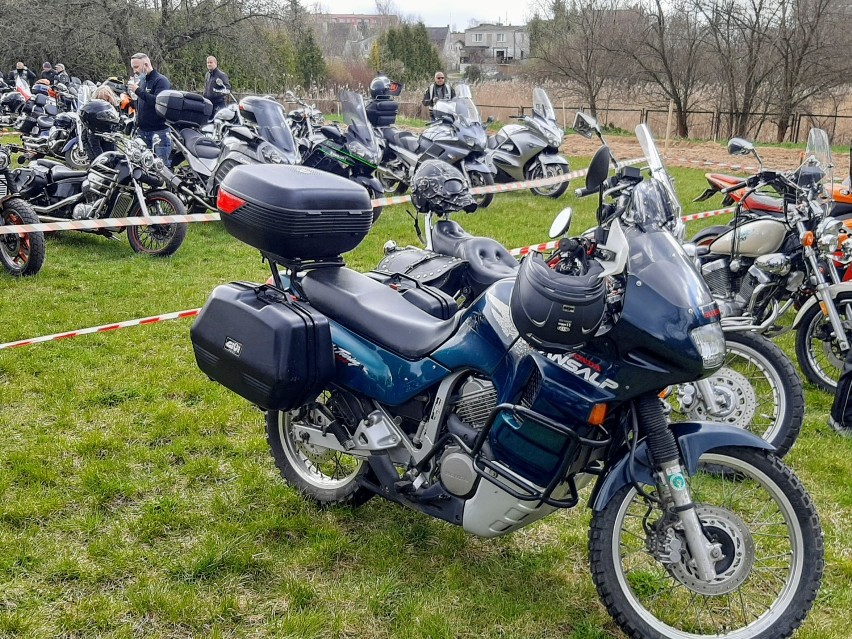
[667,331,803,457]
[794,290,852,392]
[590,447,823,639]
[266,392,374,506]
[468,170,494,208]
[0,198,46,277]
[126,190,187,257]
[525,159,569,198]
[64,144,90,170]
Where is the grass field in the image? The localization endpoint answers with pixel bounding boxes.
[1,156,851,638]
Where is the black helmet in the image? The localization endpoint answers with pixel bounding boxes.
[80,99,120,133]
[410,159,477,214]
[370,75,402,99]
[510,253,606,353]
[1,91,25,112]
[104,77,126,95]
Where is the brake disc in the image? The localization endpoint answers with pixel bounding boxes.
[678,367,756,428]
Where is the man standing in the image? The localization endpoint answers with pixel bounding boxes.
[9,62,36,86]
[127,52,172,166]
[203,55,231,114]
[54,64,71,85]
[40,62,55,84]
[421,71,454,117]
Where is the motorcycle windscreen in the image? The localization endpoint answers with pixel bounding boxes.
[250,99,298,158]
[799,127,833,205]
[340,90,380,161]
[636,123,685,240]
[533,87,557,122]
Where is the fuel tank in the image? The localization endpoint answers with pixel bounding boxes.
[708,218,788,257]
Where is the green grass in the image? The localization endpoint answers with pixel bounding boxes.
[1,160,850,638]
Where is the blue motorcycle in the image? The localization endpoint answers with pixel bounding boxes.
[191,148,822,637]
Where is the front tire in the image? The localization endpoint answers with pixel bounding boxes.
[668,331,803,457]
[525,159,570,198]
[590,447,823,639]
[126,190,187,257]
[0,198,45,277]
[795,291,852,392]
[468,170,494,208]
[266,394,374,507]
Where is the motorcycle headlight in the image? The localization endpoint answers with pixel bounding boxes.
[818,232,839,254]
[259,144,285,164]
[464,135,476,148]
[142,152,155,170]
[690,322,726,369]
[546,129,564,148]
[0,150,9,170]
[349,141,377,164]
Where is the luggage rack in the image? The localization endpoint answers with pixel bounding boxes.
[466,403,611,508]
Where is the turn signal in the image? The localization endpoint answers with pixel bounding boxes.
[217,189,246,214]
[588,403,608,426]
[802,231,815,247]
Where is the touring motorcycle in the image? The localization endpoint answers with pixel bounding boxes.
[189,152,823,639]
[486,87,570,198]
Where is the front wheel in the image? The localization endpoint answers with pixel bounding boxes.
[668,331,803,457]
[266,393,374,507]
[468,170,494,208]
[126,190,187,257]
[794,290,852,391]
[64,144,90,170]
[590,447,823,639]
[525,159,570,198]
[0,198,46,277]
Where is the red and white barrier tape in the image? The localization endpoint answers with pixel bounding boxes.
[680,206,736,222]
[0,309,200,350]
[663,156,758,173]
[1,157,649,235]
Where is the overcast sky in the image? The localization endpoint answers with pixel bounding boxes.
[312,0,534,31]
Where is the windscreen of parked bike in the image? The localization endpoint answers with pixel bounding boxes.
[799,127,832,202]
[341,90,379,156]
[636,123,684,240]
[533,88,557,122]
[250,98,298,157]
[451,83,481,126]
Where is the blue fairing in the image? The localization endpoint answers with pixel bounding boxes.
[62,137,78,153]
[590,422,774,511]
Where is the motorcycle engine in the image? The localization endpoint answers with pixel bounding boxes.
[438,376,496,497]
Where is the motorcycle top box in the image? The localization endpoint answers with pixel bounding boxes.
[155,90,213,127]
[217,164,374,261]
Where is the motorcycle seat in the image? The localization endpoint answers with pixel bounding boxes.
[432,219,518,292]
[180,128,221,160]
[37,115,54,130]
[51,166,87,181]
[301,266,458,359]
[382,128,420,154]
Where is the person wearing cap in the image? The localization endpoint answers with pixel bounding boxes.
[40,62,55,84]
[54,64,70,85]
[9,62,36,85]
[421,71,454,118]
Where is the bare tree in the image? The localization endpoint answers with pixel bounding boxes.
[695,0,779,138]
[618,0,710,137]
[528,0,624,117]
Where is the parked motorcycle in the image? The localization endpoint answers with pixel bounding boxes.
[160,90,298,214]
[284,90,324,155]
[375,83,496,208]
[11,132,187,257]
[486,87,570,198]
[191,155,823,639]
[301,90,384,221]
[0,142,45,276]
[685,130,852,391]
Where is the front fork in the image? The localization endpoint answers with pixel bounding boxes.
[804,242,850,351]
[637,396,721,582]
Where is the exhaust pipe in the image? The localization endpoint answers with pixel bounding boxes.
[31,194,84,215]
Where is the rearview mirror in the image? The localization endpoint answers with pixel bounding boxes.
[573,112,600,139]
[216,78,224,87]
[548,207,573,238]
[727,137,754,157]
[585,145,612,192]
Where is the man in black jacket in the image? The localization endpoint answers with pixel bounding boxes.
[39,62,55,84]
[203,56,231,114]
[9,62,36,86]
[128,52,172,166]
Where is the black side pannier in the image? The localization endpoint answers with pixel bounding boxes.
[155,90,213,127]
[190,282,335,410]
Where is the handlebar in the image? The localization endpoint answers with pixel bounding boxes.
[575,184,598,198]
